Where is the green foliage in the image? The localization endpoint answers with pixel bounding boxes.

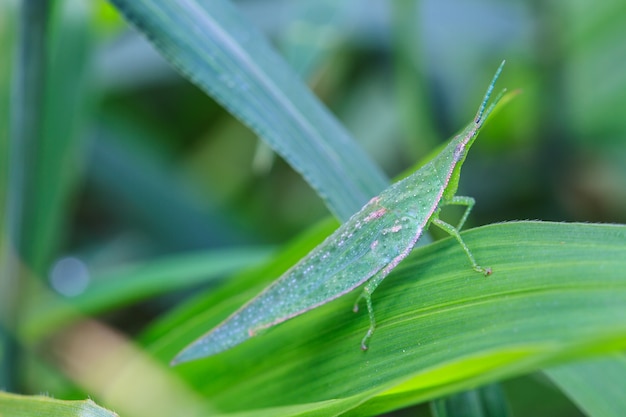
[545,355,626,417]
[22,246,273,341]
[0,392,118,417]
[144,221,626,416]
[106,0,389,221]
[2,0,626,416]
[431,384,513,417]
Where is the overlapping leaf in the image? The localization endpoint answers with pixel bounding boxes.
[141,221,626,416]
[108,0,389,221]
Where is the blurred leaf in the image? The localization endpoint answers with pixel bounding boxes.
[277,0,348,79]
[564,0,626,141]
[0,0,14,224]
[545,354,626,417]
[108,0,389,222]
[392,0,438,158]
[25,0,95,273]
[48,320,212,417]
[3,0,53,392]
[0,0,17,391]
[141,221,626,416]
[22,246,273,341]
[431,385,512,417]
[87,123,254,249]
[0,392,118,417]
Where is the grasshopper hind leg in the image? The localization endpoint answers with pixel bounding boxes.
[436,196,492,276]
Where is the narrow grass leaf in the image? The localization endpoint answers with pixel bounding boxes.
[107,0,389,221]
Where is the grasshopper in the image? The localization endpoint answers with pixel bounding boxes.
[172,61,506,365]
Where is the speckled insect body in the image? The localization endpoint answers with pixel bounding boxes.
[172,61,506,365]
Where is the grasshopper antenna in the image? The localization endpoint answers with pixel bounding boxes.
[475,60,506,124]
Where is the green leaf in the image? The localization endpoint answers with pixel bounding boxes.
[545,355,626,417]
[0,392,118,417]
[143,221,626,416]
[107,0,389,221]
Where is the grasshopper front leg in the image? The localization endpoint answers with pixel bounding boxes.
[353,269,387,351]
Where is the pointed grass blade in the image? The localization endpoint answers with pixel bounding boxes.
[108,0,389,221]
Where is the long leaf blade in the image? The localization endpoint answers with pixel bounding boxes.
[143,221,626,416]
[107,0,389,221]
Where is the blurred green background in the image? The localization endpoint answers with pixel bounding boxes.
[1,0,626,415]
[6,0,626,275]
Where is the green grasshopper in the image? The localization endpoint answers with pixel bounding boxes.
[172,61,507,365]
